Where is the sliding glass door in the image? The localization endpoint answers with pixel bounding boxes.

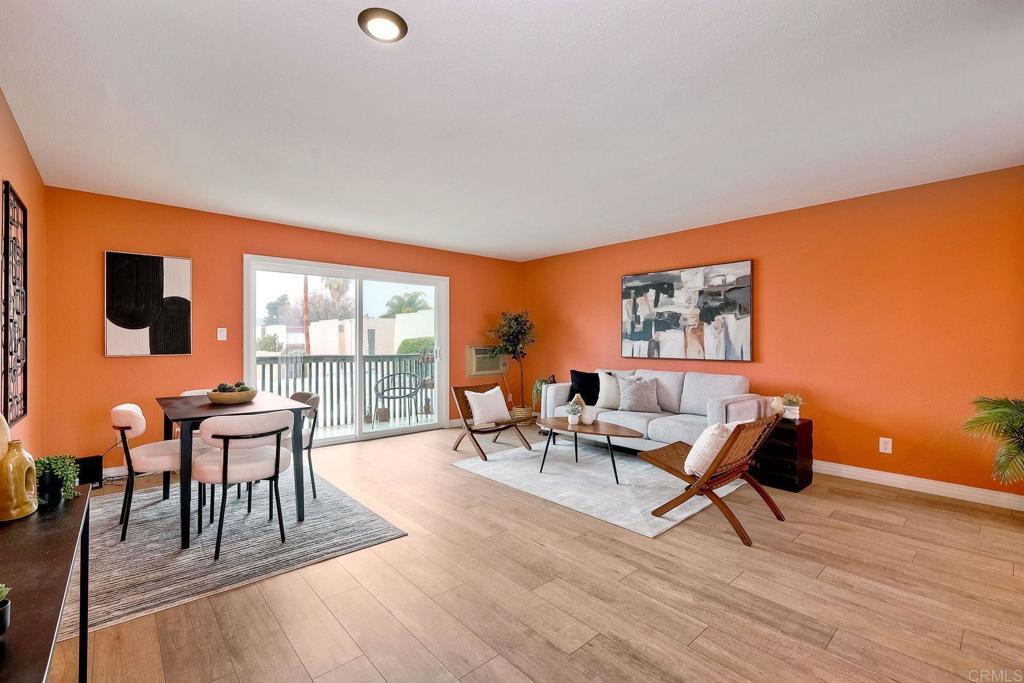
[244,255,448,444]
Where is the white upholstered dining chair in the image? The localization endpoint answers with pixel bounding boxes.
[194,411,293,560]
[111,403,203,542]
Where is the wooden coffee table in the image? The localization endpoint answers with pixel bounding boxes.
[535,416,643,485]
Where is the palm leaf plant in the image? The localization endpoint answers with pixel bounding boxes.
[963,397,1024,484]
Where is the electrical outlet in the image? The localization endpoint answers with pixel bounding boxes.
[217,327,228,341]
[879,437,893,454]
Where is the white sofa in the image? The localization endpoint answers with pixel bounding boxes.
[541,369,770,450]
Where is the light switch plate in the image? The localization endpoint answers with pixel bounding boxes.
[879,437,893,454]
[217,327,228,341]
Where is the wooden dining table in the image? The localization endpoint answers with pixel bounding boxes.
[156,392,311,550]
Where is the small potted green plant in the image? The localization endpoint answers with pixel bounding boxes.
[782,393,804,421]
[35,455,80,508]
[564,398,583,426]
[0,584,10,642]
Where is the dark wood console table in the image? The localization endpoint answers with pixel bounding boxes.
[0,485,90,682]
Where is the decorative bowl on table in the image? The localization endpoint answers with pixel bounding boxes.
[207,381,257,404]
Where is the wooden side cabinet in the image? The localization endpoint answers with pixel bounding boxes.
[751,418,813,492]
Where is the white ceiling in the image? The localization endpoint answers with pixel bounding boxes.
[1,1,1022,261]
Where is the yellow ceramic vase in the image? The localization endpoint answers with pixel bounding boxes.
[0,435,38,521]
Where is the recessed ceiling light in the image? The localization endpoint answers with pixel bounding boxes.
[358,8,408,43]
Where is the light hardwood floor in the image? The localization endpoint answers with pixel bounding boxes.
[48,426,1024,682]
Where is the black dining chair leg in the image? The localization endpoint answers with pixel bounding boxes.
[118,478,130,525]
[119,475,135,542]
[214,481,228,561]
[307,448,317,499]
[274,477,286,543]
[247,482,252,513]
[269,480,274,521]
[197,483,203,535]
[209,485,216,524]
[236,483,241,499]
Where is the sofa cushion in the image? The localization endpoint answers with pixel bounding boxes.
[567,370,600,405]
[595,371,621,409]
[635,370,685,413]
[596,368,636,377]
[598,410,673,436]
[647,413,708,446]
[680,372,750,416]
[617,375,660,412]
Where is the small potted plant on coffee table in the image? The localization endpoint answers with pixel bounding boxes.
[0,584,11,642]
[564,399,583,426]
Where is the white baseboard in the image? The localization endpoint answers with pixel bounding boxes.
[813,460,1024,511]
[103,465,127,478]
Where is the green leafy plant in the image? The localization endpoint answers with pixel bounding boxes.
[782,393,804,407]
[396,336,435,354]
[0,584,10,603]
[35,455,80,500]
[532,376,554,412]
[255,332,283,352]
[214,381,253,393]
[963,397,1024,484]
[487,311,536,408]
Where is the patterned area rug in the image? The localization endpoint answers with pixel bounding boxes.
[454,441,743,538]
[58,474,404,639]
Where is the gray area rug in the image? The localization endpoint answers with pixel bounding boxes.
[453,441,743,538]
[58,475,404,640]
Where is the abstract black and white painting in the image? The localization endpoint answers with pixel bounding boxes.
[622,260,752,361]
[105,251,191,356]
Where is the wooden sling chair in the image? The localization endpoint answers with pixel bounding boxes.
[452,383,533,460]
[640,414,783,546]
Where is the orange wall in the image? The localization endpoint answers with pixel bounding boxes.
[0,88,47,452]
[522,166,1024,494]
[45,189,522,463]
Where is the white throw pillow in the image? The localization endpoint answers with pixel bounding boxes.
[683,422,735,476]
[466,386,511,426]
[617,375,660,413]
[595,372,621,409]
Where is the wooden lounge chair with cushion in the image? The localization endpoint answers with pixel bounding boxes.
[452,383,533,460]
[640,414,783,546]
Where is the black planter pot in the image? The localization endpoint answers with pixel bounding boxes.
[37,471,64,509]
[0,599,10,642]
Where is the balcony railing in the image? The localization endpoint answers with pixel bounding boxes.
[255,354,437,430]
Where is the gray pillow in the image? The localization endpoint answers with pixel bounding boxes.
[617,375,660,413]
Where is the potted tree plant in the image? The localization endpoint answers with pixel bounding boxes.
[964,397,1024,484]
[488,311,536,421]
[0,584,10,642]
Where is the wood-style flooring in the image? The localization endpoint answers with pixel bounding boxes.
[48,426,1024,682]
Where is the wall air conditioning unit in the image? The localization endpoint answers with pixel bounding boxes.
[466,345,507,377]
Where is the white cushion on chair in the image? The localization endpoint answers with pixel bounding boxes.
[193,446,293,485]
[199,411,293,449]
[129,439,185,473]
[465,386,511,426]
[683,423,734,476]
[112,403,147,438]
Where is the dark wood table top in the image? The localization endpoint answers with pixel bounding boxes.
[156,391,309,422]
[0,486,90,683]
[536,416,643,439]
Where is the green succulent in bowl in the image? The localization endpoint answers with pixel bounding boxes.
[215,383,236,392]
